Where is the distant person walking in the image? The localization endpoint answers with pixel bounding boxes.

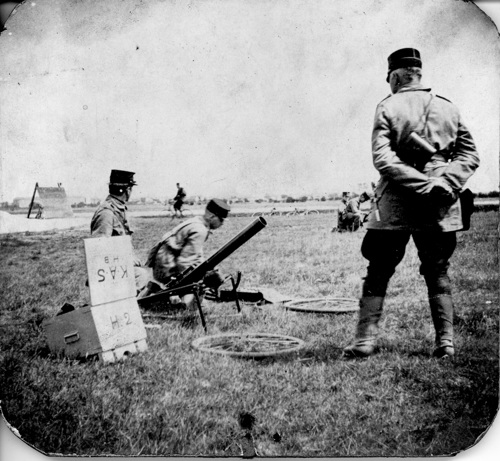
[344,48,480,359]
[91,169,150,293]
[173,183,187,218]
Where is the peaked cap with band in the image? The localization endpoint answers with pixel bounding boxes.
[206,198,231,219]
[109,169,137,186]
[386,48,422,82]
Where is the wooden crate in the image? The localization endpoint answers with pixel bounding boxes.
[84,235,136,306]
[43,297,147,363]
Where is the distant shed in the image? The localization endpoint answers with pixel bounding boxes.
[28,184,74,219]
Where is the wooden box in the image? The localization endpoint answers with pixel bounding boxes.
[84,235,136,306]
[43,297,147,363]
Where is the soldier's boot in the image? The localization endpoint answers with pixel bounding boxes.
[429,295,455,358]
[343,296,384,358]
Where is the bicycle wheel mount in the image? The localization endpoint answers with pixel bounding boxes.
[191,333,305,358]
[283,297,359,313]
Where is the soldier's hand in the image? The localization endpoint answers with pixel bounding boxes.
[203,287,219,300]
[203,269,224,289]
[428,177,457,207]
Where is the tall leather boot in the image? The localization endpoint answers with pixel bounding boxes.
[429,295,455,358]
[343,296,384,358]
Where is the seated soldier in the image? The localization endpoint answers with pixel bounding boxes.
[91,169,151,293]
[140,198,231,305]
[337,192,371,232]
[332,192,351,232]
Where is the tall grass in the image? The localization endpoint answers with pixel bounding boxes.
[0,211,498,456]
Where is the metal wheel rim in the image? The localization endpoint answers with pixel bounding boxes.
[191,333,305,358]
[284,297,359,313]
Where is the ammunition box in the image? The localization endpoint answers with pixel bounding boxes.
[43,297,147,363]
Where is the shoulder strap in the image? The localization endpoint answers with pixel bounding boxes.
[436,94,452,103]
[421,93,435,138]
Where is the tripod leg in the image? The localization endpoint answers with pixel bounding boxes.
[193,288,207,332]
[231,272,242,313]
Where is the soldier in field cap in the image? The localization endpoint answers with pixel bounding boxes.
[140,198,231,301]
[91,169,150,292]
[343,48,480,359]
[385,47,422,82]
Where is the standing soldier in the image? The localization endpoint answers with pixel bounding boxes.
[344,48,480,359]
[91,169,150,293]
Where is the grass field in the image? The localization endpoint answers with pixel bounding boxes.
[0,211,498,457]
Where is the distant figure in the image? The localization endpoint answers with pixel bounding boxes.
[173,183,187,218]
[336,192,371,232]
[343,48,480,359]
[35,205,44,219]
[140,198,231,304]
[331,192,350,232]
[91,169,150,293]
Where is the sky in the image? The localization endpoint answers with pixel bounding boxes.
[0,0,499,202]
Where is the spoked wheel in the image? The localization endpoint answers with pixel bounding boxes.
[191,333,305,358]
[283,297,359,313]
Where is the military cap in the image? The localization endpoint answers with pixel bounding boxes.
[386,48,422,82]
[109,169,137,186]
[206,198,231,219]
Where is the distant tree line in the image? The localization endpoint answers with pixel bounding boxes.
[475,191,499,198]
[2,190,498,211]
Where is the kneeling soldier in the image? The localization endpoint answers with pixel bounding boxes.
[141,198,231,304]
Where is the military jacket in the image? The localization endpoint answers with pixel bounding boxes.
[151,216,210,282]
[367,83,480,232]
[90,195,133,237]
[345,197,362,216]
